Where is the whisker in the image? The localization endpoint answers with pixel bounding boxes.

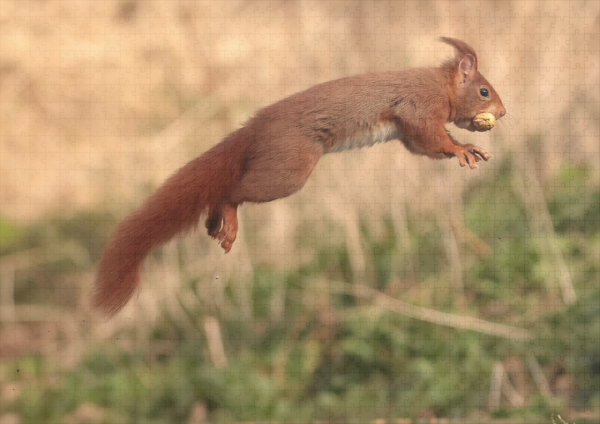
[500,112,518,128]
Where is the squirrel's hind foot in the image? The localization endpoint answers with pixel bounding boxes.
[205,203,238,253]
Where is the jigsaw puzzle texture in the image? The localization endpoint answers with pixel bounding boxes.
[0,1,598,423]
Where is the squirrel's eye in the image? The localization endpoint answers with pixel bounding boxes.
[480,88,489,97]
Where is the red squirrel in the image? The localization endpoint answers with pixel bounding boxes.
[94,38,506,315]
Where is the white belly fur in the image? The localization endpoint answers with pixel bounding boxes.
[327,122,403,153]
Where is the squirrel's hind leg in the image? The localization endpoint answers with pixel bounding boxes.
[205,203,238,253]
[216,203,238,253]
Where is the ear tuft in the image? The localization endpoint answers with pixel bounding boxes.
[439,37,478,62]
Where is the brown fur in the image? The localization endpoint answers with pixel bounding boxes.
[94,38,506,316]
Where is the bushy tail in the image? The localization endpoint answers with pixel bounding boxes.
[93,135,246,316]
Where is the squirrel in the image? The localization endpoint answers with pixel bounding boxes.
[93,37,506,316]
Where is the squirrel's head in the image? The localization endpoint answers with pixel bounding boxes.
[440,37,506,132]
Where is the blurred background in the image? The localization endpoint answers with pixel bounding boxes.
[0,0,598,423]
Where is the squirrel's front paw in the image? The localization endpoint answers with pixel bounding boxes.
[456,148,480,169]
[463,144,492,162]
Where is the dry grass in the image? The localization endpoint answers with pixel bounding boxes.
[2,0,597,218]
[0,0,598,329]
[552,414,575,424]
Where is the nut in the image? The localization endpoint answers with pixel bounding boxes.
[472,113,496,131]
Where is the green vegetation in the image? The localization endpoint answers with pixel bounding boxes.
[0,161,597,424]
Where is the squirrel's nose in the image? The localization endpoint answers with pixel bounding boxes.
[498,107,506,118]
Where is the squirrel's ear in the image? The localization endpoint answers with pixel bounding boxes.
[457,54,477,85]
[439,37,479,85]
